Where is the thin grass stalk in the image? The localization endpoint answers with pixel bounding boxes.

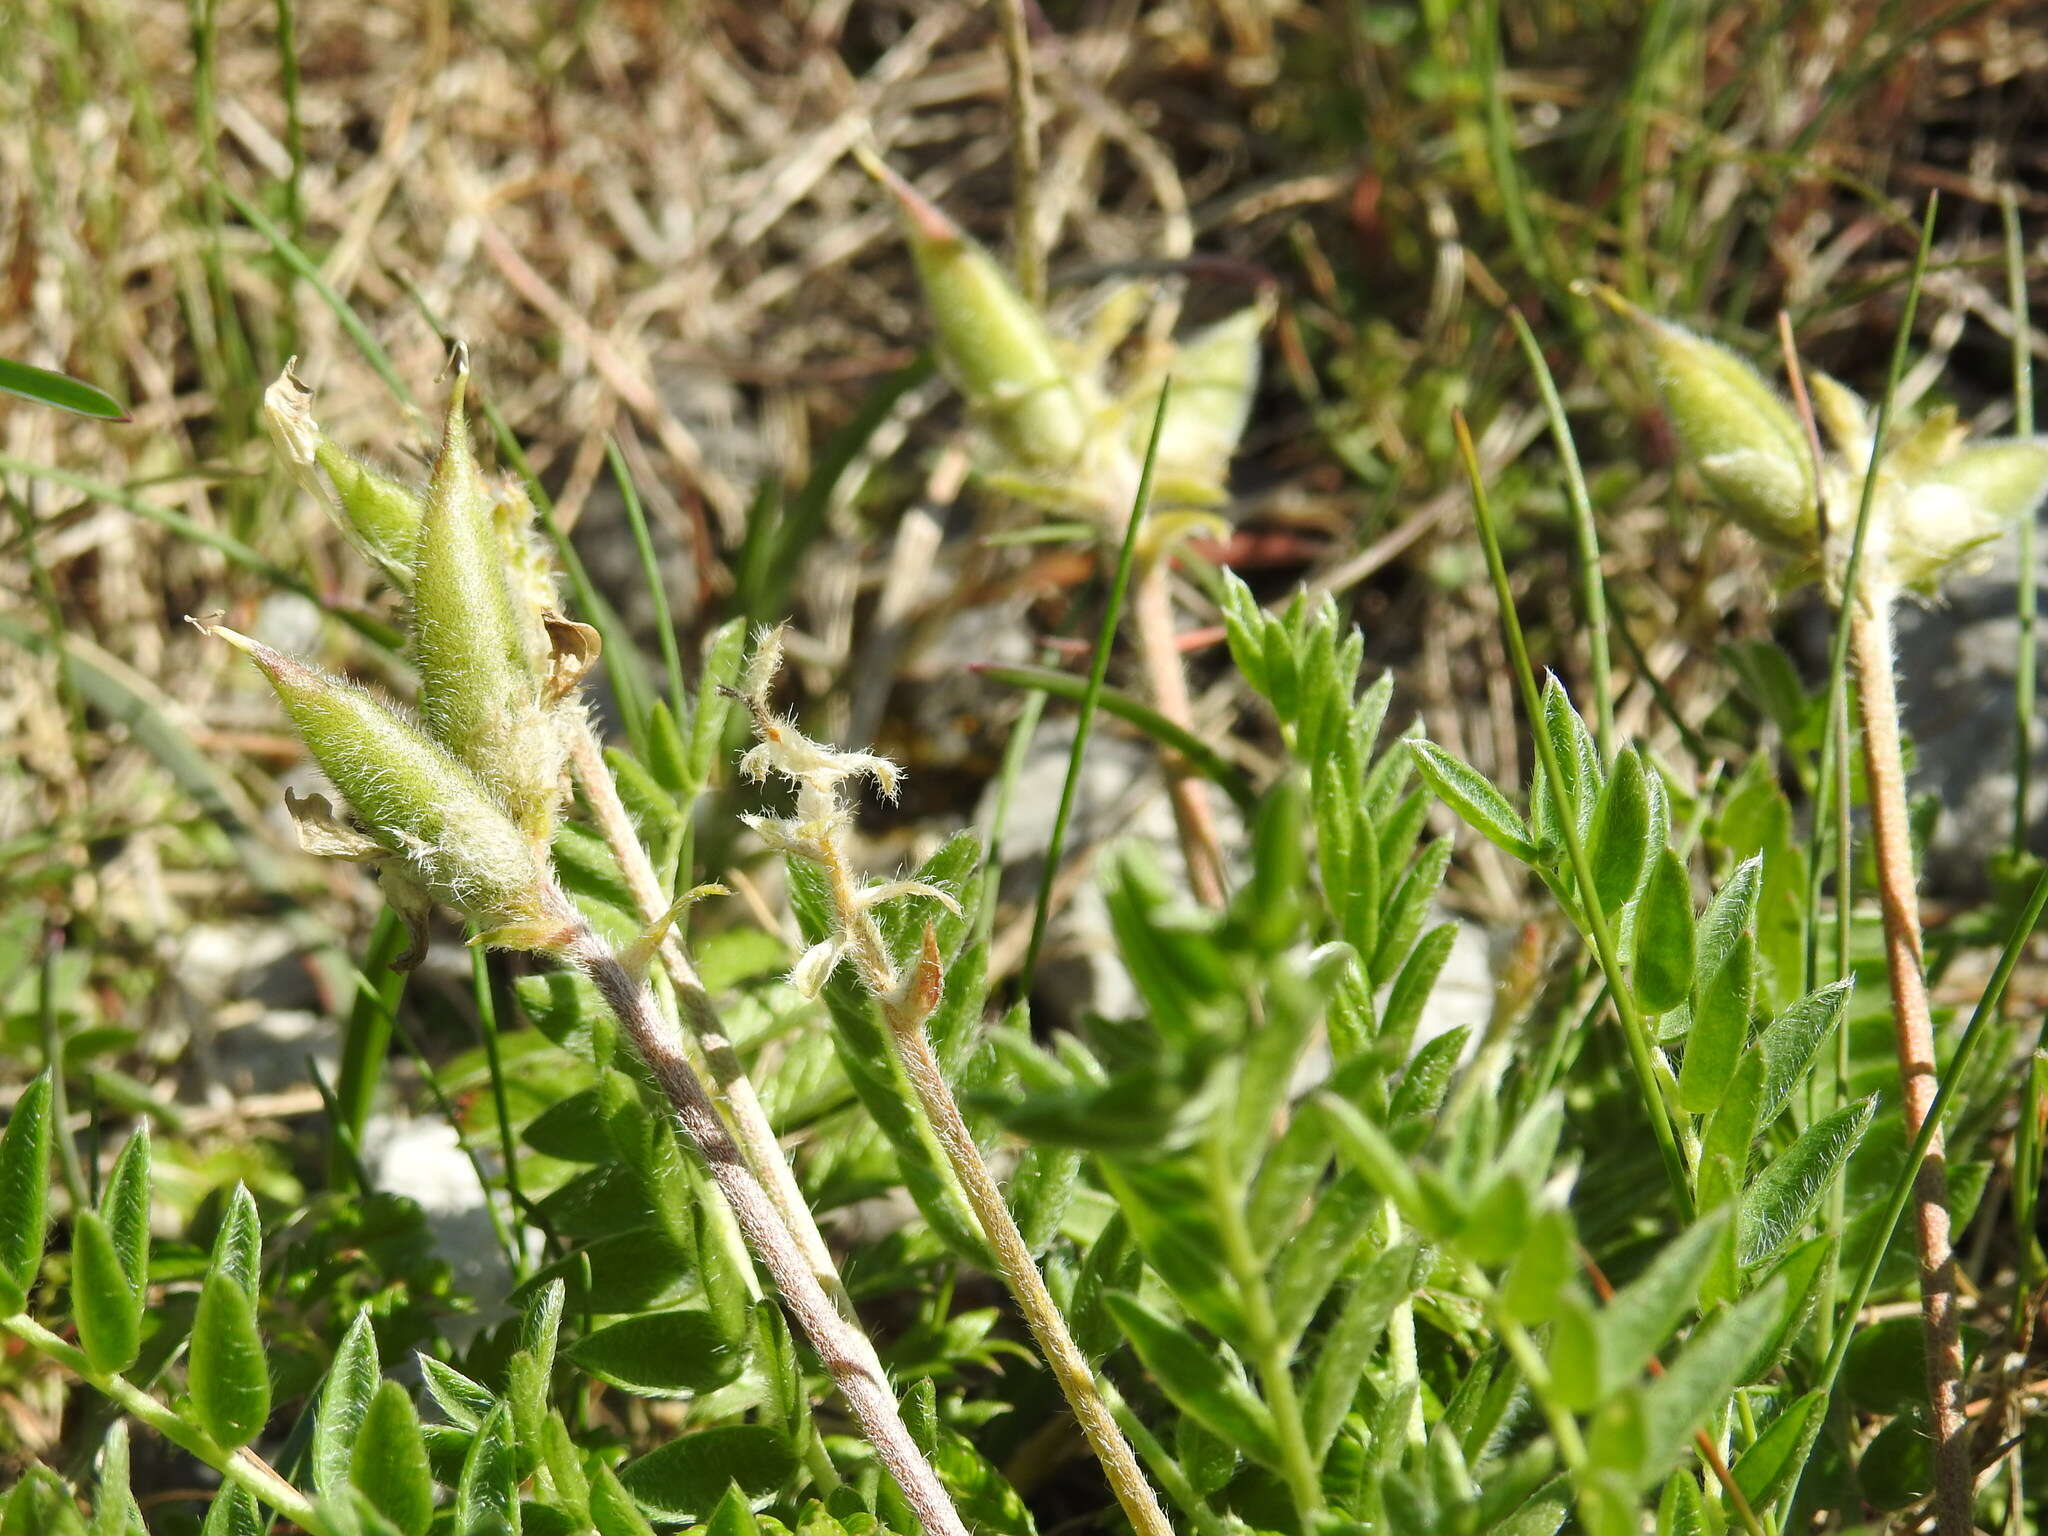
[383,990,527,1282]
[1777,309,1855,1363]
[0,454,402,652]
[1472,0,1546,290]
[2015,1050,2045,1348]
[1812,197,1937,850]
[273,0,304,242]
[1026,384,1169,977]
[227,183,418,419]
[567,932,970,1536]
[1510,310,1612,761]
[608,438,686,715]
[326,908,407,1188]
[1455,410,1694,1219]
[2000,194,2040,1536]
[993,0,1045,308]
[1775,308,1846,994]
[1800,863,2048,1514]
[469,944,531,1282]
[2004,188,2036,857]
[1604,587,1713,764]
[974,663,1254,812]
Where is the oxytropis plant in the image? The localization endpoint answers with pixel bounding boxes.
[1604,285,2048,1536]
[206,353,977,1536]
[862,148,1267,908]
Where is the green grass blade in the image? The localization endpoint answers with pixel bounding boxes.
[221,182,415,412]
[0,358,128,420]
[0,456,401,650]
[1511,310,1612,760]
[325,906,408,1190]
[1813,861,2048,1388]
[974,663,1255,815]
[1454,410,1693,1219]
[742,354,935,621]
[1022,382,1171,983]
[608,437,685,715]
[2005,186,2036,858]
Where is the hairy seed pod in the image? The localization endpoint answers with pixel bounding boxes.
[194,621,570,951]
[264,363,425,585]
[1597,290,1817,550]
[862,149,1089,470]
[490,474,559,673]
[410,357,564,841]
[1125,298,1270,494]
[1888,439,2048,593]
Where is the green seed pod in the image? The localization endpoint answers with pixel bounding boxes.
[1805,372,1869,459]
[1597,289,1817,550]
[861,148,1089,470]
[490,473,559,672]
[1888,439,2048,593]
[1123,297,1271,496]
[410,357,564,841]
[195,620,570,955]
[264,363,424,586]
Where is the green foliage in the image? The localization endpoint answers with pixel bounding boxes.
[11,43,2044,1532]
[0,356,128,419]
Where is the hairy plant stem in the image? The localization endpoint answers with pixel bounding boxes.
[567,723,850,1309]
[569,932,968,1536]
[1848,587,1971,1536]
[3,1312,328,1535]
[1100,1375,1232,1536]
[1130,556,1227,908]
[813,836,1176,1536]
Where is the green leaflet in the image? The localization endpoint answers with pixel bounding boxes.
[70,1213,140,1375]
[0,1073,53,1312]
[189,1271,271,1449]
[352,1382,436,1536]
[1104,1291,1284,1471]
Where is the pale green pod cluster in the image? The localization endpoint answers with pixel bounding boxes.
[1886,438,2048,593]
[1123,297,1272,505]
[863,148,1268,526]
[863,149,1089,471]
[1601,290,2048,599]
[193,621,571,963]
[263,362,425,586]
[249,352,604,958]
[1596,289,1817,549]
[411,365,569,842]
